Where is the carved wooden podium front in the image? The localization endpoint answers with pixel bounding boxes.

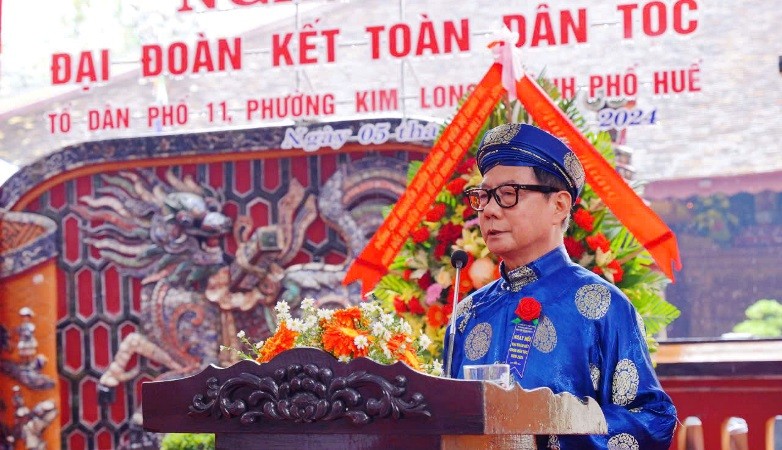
[142,348,606,449]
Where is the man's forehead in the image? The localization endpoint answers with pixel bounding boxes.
[479,165,535,186]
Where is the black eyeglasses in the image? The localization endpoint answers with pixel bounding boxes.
[464,183,560,211]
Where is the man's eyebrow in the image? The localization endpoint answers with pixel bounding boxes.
[479,180,518,188]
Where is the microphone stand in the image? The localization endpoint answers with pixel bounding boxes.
[444,250,467,378]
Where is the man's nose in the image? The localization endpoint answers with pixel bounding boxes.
[481,194,502,216]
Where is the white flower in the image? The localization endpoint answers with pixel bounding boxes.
[381,343,393,360]
[287,318,305,333]
[380,313,395,326]
[595,247,614,266]
[359,301,382,316]
[304,316,318,330]
[300,297,316,312]
[255,341,265,349]
[354,334,369,349]
[274,301,292,321]
[418,334,432,349]
[427,360,444,377]
[236,330,246,339]
[338,355,351,363]
[400,321,413,336]
[219,345,227,351]
[371,321,388,338]
[435,268,453,287]
[317,309,335,321]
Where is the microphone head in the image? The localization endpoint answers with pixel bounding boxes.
[450,249,469,269]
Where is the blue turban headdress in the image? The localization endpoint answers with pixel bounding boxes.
[476,123,585,203]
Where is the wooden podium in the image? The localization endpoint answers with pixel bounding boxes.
[142,348,606,449]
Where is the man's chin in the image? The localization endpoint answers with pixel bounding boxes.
[485,242,512,259]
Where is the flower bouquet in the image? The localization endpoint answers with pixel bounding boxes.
[225,298,443,376]
[372,90,680,357]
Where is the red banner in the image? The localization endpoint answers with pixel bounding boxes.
[343,64,505,295]
[515,74,682,281]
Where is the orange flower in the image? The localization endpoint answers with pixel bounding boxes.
[459,272,473,295]
[256,321,299,363]
[330,307,362,327]
[585,233,611,252]
[386,333,421,370]
[322,323,371,358]
[426,303,449,328]
[397,349,422,371]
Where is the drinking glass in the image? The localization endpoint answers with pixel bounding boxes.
[463,363,512,389]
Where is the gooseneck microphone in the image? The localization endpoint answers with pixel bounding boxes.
[445,249,468,378]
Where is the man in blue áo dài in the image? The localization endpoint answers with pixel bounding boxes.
[444,123,677,449]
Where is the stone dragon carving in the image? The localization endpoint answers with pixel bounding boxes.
[72,157,408,391]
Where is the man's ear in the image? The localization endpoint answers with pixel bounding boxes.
[552,191,572,223]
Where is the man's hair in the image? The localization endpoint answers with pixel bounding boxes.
[532,167,572,232]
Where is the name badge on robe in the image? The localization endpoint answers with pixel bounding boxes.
[505,321,537,379]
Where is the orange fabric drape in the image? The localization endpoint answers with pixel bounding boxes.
[515,74,682,280]
[343,64,506,295]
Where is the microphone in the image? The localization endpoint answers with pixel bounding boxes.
[450,249,469,270]
[445,249,469,378]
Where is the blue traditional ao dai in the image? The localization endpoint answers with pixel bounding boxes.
[445,246,677,449]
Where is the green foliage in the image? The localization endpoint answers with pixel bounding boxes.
[160,433,215,450]
[732,299,782,337]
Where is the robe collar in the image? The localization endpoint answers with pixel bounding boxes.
[499,246,571,292]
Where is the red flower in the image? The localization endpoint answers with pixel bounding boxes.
[408,296,425,315]
[586,233,611,252]
[417,272,434,290]
[426,203,447,222]
[563,236,585,259]
[433,242,447,259]
[444,302,453,316]
[393,296,408,313]
[437,222,463,244]
[607,260,624,284]
[462,207,476,220]
[515,297,542,322]
[446,177,468,196]
[457,158,476,175]
[573,208,595,232]
[411,226,430,244]
[402,269,412,281]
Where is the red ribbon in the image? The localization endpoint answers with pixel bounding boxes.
[343,64,506,295]
[515,75,682,281]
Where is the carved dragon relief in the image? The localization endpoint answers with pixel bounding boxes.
[71,157,409,394]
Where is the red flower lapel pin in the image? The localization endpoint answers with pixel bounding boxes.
[513,296,542,325]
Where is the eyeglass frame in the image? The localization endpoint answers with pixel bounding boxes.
[463,183,561,211]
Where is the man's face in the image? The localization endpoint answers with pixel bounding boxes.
[477,165,568,269]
